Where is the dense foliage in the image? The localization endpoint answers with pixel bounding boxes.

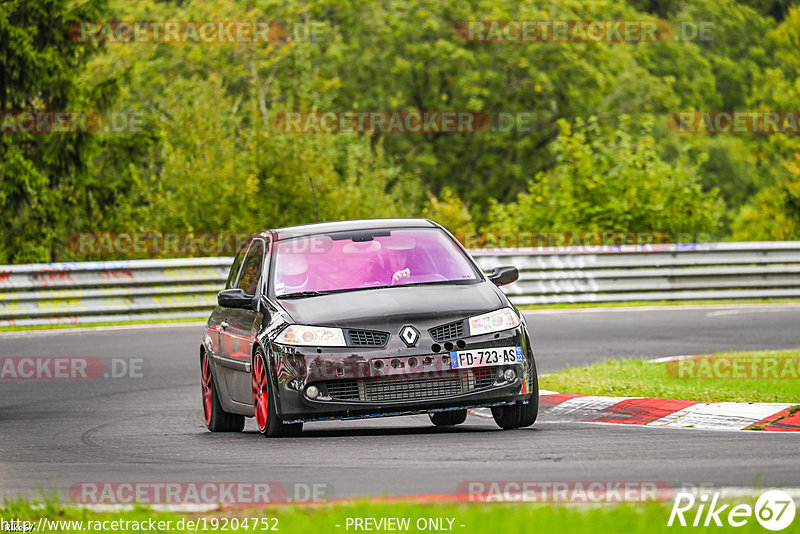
[2,0,799,262]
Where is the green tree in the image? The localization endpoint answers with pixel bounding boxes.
[488,117,722,236]
[421,187,476,237]
[729,5,800,240]
[81,0,421,242]
[0,0,154,262]
[328,0,682,207]
[6,0,798,264]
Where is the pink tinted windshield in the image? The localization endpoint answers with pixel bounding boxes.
[273,228,479,296]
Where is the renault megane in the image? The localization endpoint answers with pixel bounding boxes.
[199,218,538,437]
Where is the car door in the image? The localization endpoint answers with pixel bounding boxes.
[220,238,266,404]
[208,240,248,359]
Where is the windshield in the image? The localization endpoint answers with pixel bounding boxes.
[273,228,479,297]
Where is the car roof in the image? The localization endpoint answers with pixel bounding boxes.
[269,218,438,241]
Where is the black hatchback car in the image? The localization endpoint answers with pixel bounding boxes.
[200,218,538,437]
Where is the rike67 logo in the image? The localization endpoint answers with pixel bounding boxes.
[668,490,796,530]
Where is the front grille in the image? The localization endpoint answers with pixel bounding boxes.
[320,367,495,402]
[473,366,495,389]
[364,375,463,401]
[429,320,465,342]
[324,380,360,399]
[346,329,389,347]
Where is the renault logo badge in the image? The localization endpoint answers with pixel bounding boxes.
[399,325,420,347]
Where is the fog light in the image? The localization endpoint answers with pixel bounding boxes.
[503,369,516,382]
[306,385,320,399]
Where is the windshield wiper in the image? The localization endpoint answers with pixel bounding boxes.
[392,280,469,288]
[277,280,469,299]
[276,290,332,299]
[277,286,391,298]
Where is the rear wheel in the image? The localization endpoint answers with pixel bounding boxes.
[430,409,468,426]
[201,351,244,432]
[492,356,539,430]
[252,348,303,438]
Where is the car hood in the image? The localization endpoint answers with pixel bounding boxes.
[277,282,504,329]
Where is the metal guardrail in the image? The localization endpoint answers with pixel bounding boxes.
[470,241,800,305]
[0,258,231,327]
[1,242,799,327]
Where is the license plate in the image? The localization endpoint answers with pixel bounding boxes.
[449,346,523,369]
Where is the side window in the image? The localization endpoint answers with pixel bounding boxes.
[238,240,265,295]
[225,241,249,289]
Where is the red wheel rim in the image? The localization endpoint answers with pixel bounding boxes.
[252,352,269,431]
[201,353,212,425]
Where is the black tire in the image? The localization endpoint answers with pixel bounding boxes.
[492,354,539,430]
[430,409,468,426]
[285,422,304,437]
[201,351,245,432]
[252,349,303,438]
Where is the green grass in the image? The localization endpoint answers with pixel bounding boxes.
[540,349,800,403]
[519,298,800,310]
[0,317,205,333]
[0,498,781,533]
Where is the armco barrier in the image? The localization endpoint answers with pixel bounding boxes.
[471,241,800,304]
[0,242,799,327]
[0,258,231,327]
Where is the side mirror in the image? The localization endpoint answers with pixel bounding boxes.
[217,288,256,310]
[487,266,519,287]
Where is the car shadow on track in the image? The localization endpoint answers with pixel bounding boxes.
[236,423,539,438]
[281,427,497,438]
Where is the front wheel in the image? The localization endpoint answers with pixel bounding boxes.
[491,398,538,429]
[201,351,244,432]
[492,357,539,430]
[252,349,303,438]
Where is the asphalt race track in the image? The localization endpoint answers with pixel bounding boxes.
[1,304,799,502]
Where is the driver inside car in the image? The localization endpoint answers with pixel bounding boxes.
[383,236,416,284]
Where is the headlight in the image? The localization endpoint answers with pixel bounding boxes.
[276,325,346,347]
[468,307,520,336]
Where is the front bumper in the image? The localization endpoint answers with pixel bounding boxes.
[268,326,535,421]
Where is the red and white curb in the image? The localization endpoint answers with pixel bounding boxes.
[536,393,799,431]
[473,388,799,431]
[474,352,800,431]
